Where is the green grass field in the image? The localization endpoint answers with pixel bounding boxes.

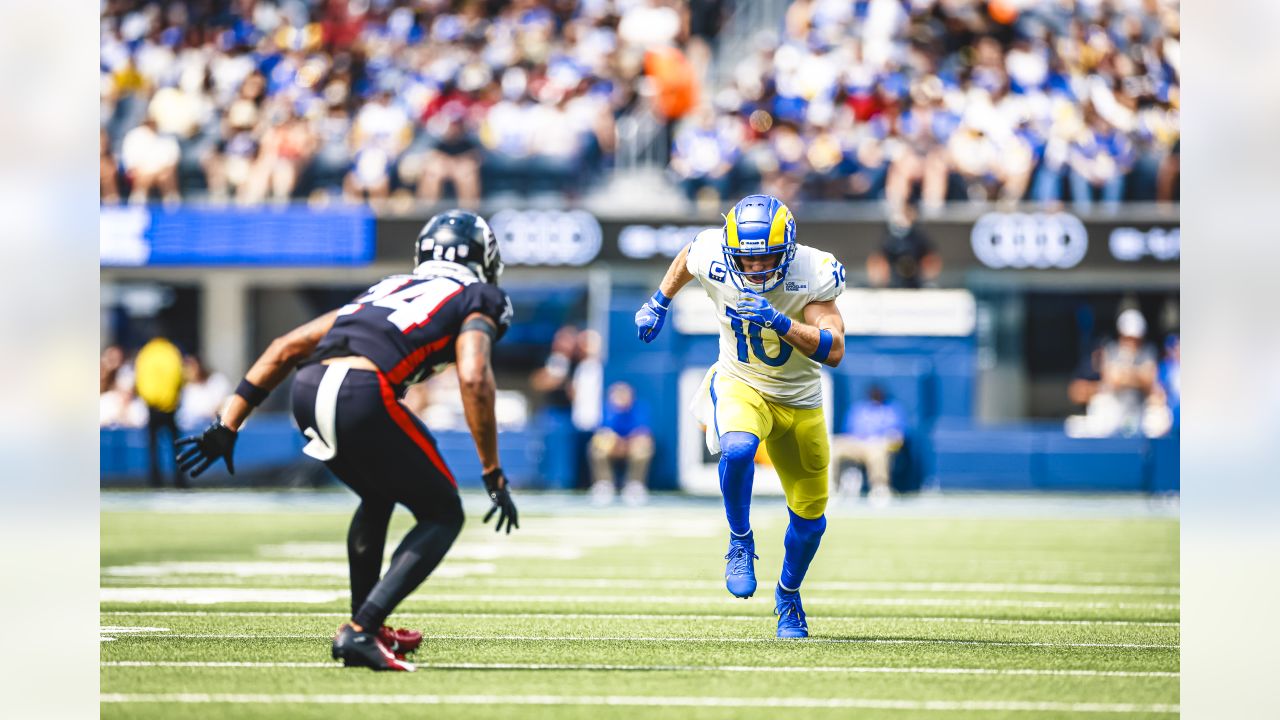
[100,494,1179,719]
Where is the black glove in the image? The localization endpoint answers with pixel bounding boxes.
[482,467,519,534]
[175,420,238,477]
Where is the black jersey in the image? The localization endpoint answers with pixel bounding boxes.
[314,272,513,389]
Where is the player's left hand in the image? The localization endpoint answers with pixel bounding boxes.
[736,289,792,334]
[175,419,238,477]
[482,467,519,534]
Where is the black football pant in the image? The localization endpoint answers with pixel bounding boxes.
[292,363,463,630]
[147,407,186,489]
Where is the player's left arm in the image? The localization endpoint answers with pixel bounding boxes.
[735,292,845,367]
[457,304,518,534]
[784,299,845,368]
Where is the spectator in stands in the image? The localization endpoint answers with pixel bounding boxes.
[1157,137,1179,203]
[177,355,230,430]
[100,128,121,204]
[309,96,356,198]
[1158,333,1180,432]
[531,326,583,489]
[885,82,951,211]
[866,203,941,289]
[830,385,905,506]
[530,90,588,197]
[761,121,808,204]
[589,382,654,506]
[685,0,728,81]
[134,335,187,488]
[414,108,481,207]
[345,90,412,205]
[120,117,180,204]
[149,66,217,197]
[670,107,737,205]
[244,104,316,203]
[1067,342,1104,410]
[1069,309,1162,438]
[532,326,580,414]
[100,345,145,428]
[1067,107,1133,208]
[572,329,604,433]
[203,72,267,203]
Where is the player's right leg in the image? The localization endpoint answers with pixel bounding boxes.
[710,373,773,599]
[342,372,464,659]
[336,482,426,658]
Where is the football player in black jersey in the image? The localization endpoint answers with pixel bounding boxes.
[176,210,518,671]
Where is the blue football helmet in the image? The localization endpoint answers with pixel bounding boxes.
[721,194,797,293]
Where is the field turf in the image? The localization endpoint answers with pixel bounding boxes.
[101,493,1179,719]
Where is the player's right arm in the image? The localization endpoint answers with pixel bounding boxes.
[176,309,341,477]
[222,309,343,431]
[636,243,696,343]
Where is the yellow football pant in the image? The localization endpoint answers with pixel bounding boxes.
[710,372,830,519]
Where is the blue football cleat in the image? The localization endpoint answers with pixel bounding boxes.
[774,585,809,638]
[724,532,759,598]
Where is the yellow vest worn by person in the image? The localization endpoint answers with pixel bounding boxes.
[134,338,185,413]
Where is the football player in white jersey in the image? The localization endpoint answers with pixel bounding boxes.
[635,194,846,638]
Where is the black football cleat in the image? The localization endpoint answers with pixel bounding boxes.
[332,624,415,671]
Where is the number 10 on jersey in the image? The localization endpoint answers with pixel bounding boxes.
[725,307,793,367]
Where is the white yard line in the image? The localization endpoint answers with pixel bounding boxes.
[100,588,348,604]
[98,693,1180,713]
[103,562,496,579]
[98,587,1179,610]
[259,542,586,561]
[445,579,1180,595]
[98,571,1178,595]
[99,609,1180,627]
[102,633,1177,649]
[101,660,1178,678]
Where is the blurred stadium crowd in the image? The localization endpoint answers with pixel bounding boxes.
[100,0,706,205]
[100,0,1179,208]
[680,0,1180,207]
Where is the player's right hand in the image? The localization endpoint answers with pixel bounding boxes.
[482,467,519,534]
[175,419,238,477]
[635,290,671,343]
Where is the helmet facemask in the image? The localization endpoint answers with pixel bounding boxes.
[721,195,797,294]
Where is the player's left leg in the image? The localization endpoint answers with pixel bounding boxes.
[765,406,831,638]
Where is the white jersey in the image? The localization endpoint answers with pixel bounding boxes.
[685,228,845,408]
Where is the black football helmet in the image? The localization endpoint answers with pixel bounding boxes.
[414,210,504,285]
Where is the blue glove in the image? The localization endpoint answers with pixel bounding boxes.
[635,290,671,343]
[736,289,792,335]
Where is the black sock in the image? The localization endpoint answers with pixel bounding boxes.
[347,500,395,617]
[353,515,462,630]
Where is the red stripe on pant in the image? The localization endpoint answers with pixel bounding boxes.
[376,371,457,488]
